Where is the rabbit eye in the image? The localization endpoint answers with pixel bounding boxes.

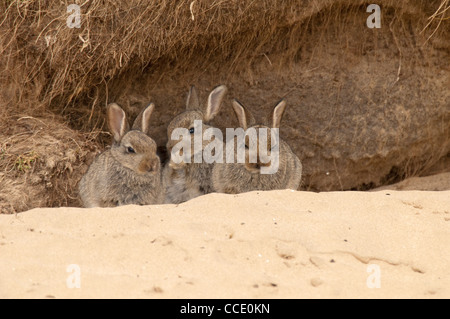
[127,146,136,154]
[189,127,195,134]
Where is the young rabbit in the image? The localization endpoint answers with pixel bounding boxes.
[212,99,302,194]
[164,85,228,204]
[79,103,164,208]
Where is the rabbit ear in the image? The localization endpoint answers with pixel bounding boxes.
[107,103,129,142]
[270,99,287,128]
[204,85,227,122]
[132,103,155,135]
[186,86,200,111]
[232,99,255,130]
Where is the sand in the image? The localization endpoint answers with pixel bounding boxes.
[374,172,450,192]
[1,174,449,299]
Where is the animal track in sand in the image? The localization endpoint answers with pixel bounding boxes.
[153,286,164,293]
[274,241,303,261]
[224,228,235,239]
[278,252,295,260]
[251,282,279,291]
[401,201,423,210]
[307,249,427,275]
[310,278,324,287]
[309,256,327,269]
[431,211,450,221]
[150,236,173,246]
[432,211,449,215]
[432,211,450,221]
[345,251,427,274]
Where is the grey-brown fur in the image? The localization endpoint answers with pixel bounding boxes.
[212,99,302,194]
[79,103,164,207]
[163,162,215,204]
[164,85,228,204]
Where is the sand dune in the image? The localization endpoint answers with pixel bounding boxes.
[1,188,449,299]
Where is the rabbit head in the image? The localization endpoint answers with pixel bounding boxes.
[166,85,228,169]
[108,103,160,175]
[231,99,287,175]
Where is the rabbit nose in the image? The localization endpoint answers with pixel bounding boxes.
[148,161,158,172]
[139,158,158,174]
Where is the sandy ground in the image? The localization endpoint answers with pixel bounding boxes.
[374,172,450,192]
[0,177,449,299]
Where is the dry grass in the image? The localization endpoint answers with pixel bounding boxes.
[0,110,101,213]
[421,0,450,43]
